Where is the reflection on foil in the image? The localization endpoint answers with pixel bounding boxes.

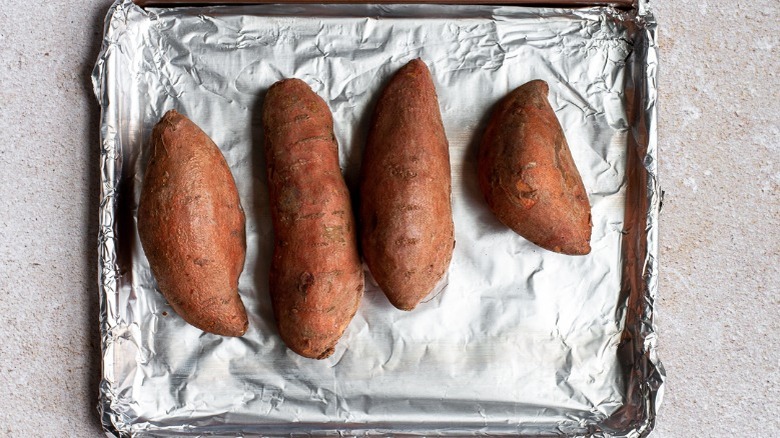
[93,0,661,436]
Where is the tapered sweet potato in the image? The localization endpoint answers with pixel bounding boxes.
[137,110,248,336]
[360,58,455,311]
[478,80,591,255]
[263,79,364,359]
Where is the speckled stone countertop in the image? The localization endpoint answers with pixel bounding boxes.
[0,1,777,436]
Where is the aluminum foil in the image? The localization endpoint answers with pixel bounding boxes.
[92,1,662,436]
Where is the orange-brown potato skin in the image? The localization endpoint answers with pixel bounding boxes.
[263,79,364,359]
[137,110,249,337]
[478,80,592,255]
[360,59,455,311]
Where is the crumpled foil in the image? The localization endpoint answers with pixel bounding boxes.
[92,1,662,436]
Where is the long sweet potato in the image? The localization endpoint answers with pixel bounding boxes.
[478,80,591,255]
[137,110,249,336]
[263,78,364,359]
[360,59,455,310]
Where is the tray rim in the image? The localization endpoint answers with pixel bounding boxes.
[92,1,663,436]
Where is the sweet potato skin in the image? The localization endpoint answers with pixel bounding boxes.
[263,79,364,359]
[360,59,455,311]
[478,80,592,255]
[137,110,248,336]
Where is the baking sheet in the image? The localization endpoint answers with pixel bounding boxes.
[92,1,662,436]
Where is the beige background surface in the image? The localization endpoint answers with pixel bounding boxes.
[0,1,777,436]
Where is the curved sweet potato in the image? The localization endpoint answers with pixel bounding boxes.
[137,110,248,336]
[478,80,592,255]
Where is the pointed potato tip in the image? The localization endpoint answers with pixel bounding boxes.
[213,326,247,338]
[289,341,336,360]
[546,239,591,256]
[185,296,249,337]
[230,317,250,337]
[395,304,418,312]
[200,314,249,337]
[388,295,421,312]
[523,79,549,94]
[401,57,429,74]
[160,108,184,122]
[564,241,591,256]
[315,346,336,360]
[156,109,192,133]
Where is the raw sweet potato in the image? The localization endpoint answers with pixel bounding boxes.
[478,80,592,255]
[262,78,364,359]
[137,110,249,336]
[359,58,455,311]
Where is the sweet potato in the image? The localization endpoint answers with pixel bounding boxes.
[478,80,592,255]
[263,79,364,359]
[137,110,248,336]
[359,59,455,310]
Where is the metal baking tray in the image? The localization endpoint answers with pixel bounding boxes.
[92,0,662,436]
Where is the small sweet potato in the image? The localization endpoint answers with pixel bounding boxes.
[478,80,592,255]
[359,58,455,310]
[263,78,364,359]
[137,110,248,336]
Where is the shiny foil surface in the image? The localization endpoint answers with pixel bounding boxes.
[92,1,662,436]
